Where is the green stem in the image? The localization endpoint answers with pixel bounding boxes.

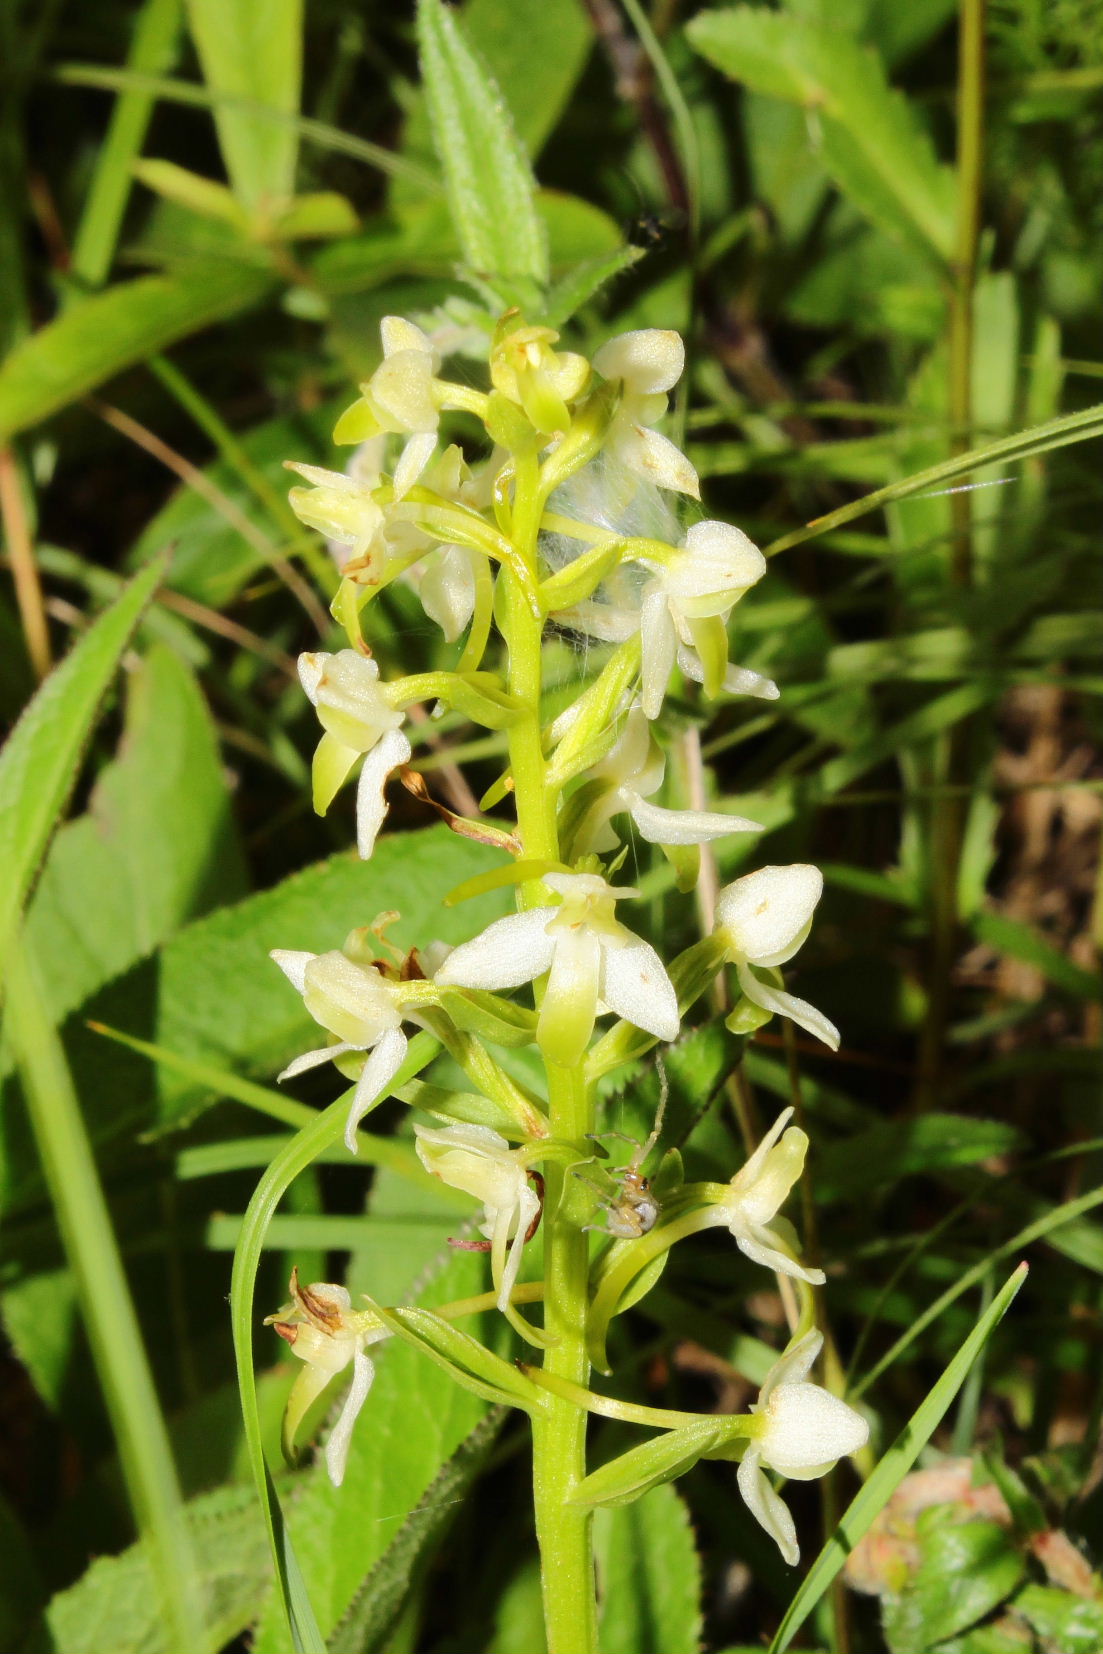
[505,452,598,1654]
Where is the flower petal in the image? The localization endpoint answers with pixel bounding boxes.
[324,1346,375,1487]
[355,726,413,859]
[270,949,317,994]
[620,425,700,498]
[380,315,436,361]
[594,329,684,395]
[734,1222,826,1286]
[344,1026,408,1150]
[393,429,438,499]
[600,937,680,1042]
[627,794,762,847]
[737,965,840,1052]
[312,731,360,816]
[434,908,557,991]
[278,1041,360,1083]
[723,663,780,701]
[716,865,824,966]
[761,1330,823,1400]
[737,1445,799,1567]
[639,587,677,720]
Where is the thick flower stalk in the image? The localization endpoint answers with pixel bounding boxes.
[256,310,864,1652]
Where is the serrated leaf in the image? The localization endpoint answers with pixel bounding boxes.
[327,1408,506,1654]
[184,0,302,207]
[595,1483,703,1654]
[416,0,548,291]
[0,264,273,442]
[1012,1582,1103,1653]
[30,1484,269,1654]
[687,7,955,263]
[0,556,166,969]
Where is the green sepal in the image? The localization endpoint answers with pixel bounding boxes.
[569,1419,743,1509]
[537,380,619,493]
[360,1298,545,1413]
[586,1245,671,1371]
[687,614,729,698]
[538,538,625,614]
[333,396,381,445]
[661,840,701,894]
[725,995,772,1036]
[438,986,539,1048]
[396,1078,543,1140]
[311,730,359,814]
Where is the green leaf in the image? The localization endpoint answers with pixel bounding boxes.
[816,1115,1027,1203]
[326,1408,506,1654]
[882,1512,1024,1651]
[970,910,1103,1003]
[686,7,955,262]
[595,1483,703,1654]
[767,1264,1028,1654]
[0,555,166,970]
[184,0,302,207]
[32,1484,269,1654]
[543,244,645,328]
[0,263,273,442]
[1012,1582,1103,1653]
[23,643,247,1032]
[416,0,548,291]
[572,1420,735,1509]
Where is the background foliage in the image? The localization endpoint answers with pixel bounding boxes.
[0,0,1101,1649]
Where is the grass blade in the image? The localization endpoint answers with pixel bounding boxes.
[768,1263,1028,1654]
[0,553,166,969]
[184,0,302,208]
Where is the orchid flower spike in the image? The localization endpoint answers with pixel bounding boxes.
[285,460,397,580]
[267,1271,387,1486]
[298,651,412,860]
[716,1106,824,1284]
[714,865,840,1050]
[738,1330,869,1565]
[414,1123,542,1312]
[270,945,420,1149]
[592,329,699,499]
[636,520,776,718]
[332,317,441,498]
[398,445,497,641]
[572,705,762,855]
[435,872,679,1067]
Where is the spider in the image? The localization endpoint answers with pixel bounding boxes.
[582,1060,669,1239]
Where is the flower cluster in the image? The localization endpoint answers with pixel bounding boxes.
[263,311,861,1566]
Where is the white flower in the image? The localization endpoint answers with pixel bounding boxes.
[268,1272,387,1487]
[333,316,441,498]
[637,521,775,718]
[298,650,412,859]
[573,705,762,854]
[434,872,679,1067]
[593,329,699,498]
[414,1123,542,1312]
[398,445,497,641]
[714,865,839,1050]
[285,460,391,574]
[737,1331,869,1565]
[270,946,412,1149]
[716,1106,824,1285]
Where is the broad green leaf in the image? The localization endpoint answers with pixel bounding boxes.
[768,1264,1028,1653]
[595,1483,703,1654]
[23,643,247,1032]
[0,555,166,971]
[0,263,273,442]
[816,1115,1026,1203]
[882,1512,1024,1650]
[687,8,955,262]
[416,0,548,290]
[327,1408,506,1654]
[32,1484,269,1654]
[184,0,302,207]
[1013,1582,1103,1652]
[251,1249,490,1653]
